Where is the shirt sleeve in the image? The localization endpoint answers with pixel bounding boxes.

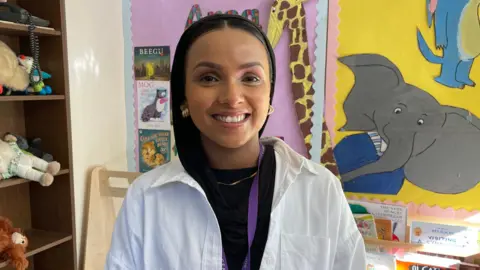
[105,185,143,270]
[331,175,367,270]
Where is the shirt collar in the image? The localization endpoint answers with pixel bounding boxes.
[148,136,310,205]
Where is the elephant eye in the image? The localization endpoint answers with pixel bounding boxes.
[394,107,402,114]
[417,119,424,125]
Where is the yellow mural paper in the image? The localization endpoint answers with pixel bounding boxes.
[333,0,480,211]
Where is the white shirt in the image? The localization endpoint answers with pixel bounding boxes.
[105,137,366,269]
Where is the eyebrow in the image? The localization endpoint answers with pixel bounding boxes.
[193,61,264,70]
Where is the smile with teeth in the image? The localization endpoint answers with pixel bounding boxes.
[213,114,249,123]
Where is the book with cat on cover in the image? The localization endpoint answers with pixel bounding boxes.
[136,80,170,130]
[138,129,171,172]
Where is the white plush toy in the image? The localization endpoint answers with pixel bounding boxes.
[0,40,29,91]
[0,134,60,186]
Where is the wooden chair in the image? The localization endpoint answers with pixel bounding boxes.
[82,167,141,270]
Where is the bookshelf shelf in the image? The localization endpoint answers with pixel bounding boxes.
[0,95,65,102]
[0,20,61,36]
[0,229,72,268]
[0,169,69,189]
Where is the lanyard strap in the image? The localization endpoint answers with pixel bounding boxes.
[222,143,265,270]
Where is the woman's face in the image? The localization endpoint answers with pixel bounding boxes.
[185,27,271,149]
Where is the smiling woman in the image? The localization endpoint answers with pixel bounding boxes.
[185,27,272,166]
[106,14,366,270]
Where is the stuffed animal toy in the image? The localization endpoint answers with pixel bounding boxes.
[0,217,28,270]
[0,134,60,186]
[17,55,50,94]
[0,41,29,93]
[2,55,52,96]
[8,133,54,162]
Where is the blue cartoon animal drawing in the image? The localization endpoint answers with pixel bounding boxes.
[416,0,480,89]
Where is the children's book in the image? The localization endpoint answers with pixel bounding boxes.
[376,218,393,241]
[354,214,378,238]
[395,252,460,270]
[348,200,408,242]
[366,252,397,270]
[138,129,171,172]
[410,221,480,249]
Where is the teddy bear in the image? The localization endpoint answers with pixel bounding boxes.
[0,41,29,93]
[0,217,28,270]
[0,134,60,186]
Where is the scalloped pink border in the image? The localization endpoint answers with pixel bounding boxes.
[348,195,480,221]
[325,0,340,142]
[131,5,139,171]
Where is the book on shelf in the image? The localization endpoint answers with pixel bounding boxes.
[396,252,461,270]
[366,251,396,270]
[410,221,480,249]
[376,218,393,241]
[349,199,408,242]
[355,213,378,238]
[366,251,463,270]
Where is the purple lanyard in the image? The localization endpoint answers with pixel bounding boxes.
[222,143,265,270]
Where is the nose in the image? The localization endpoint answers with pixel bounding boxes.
[218,79,244,107]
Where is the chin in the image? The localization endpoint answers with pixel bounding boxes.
[202,132,253,150]
[213,136,251,149]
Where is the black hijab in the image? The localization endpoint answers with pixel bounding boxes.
[170,14,277,269]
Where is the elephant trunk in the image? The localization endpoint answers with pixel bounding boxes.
[341,127,415,182]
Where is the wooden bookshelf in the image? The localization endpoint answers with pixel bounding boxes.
[0,20,61,36]
[0,1,76,269]
[0,169,69,189]
[0,230,72,268]
[0,95,65,102]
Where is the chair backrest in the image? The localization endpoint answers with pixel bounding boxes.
[83,167,141,270]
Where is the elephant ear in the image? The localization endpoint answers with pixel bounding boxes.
[338,53,406,131]
[442,106,480,129]
[338,53,405,87]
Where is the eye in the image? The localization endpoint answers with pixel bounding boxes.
[199,75,219,83]
[272,7,276,12]
[394,107,402,114]
[417,119,424,125]
[242,74,262,85]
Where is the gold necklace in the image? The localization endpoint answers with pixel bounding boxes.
[217,171,257,186]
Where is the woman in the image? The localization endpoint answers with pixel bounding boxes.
[106,14,366,270]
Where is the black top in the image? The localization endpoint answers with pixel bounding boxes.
[211,145,276,270]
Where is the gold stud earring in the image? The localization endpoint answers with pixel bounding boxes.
[268,105,274,115]
[180,102,190,118]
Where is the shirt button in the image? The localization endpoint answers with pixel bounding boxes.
[263,251,275,265]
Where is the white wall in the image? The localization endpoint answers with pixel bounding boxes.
[64,0,128,266]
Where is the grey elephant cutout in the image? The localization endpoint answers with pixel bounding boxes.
[338,53,480,194]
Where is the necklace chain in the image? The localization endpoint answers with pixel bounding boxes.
[218,171,258,186]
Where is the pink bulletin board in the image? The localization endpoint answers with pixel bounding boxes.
[122,0,328,172]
